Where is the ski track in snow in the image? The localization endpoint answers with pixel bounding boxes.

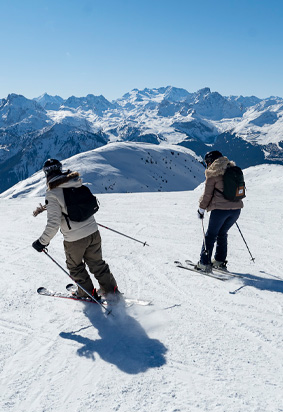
[1,166,283,412]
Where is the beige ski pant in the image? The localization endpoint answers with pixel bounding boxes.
[64,230,117,297]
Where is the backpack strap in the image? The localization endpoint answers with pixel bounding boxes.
[62,212,72,230]
[214,163,231,197]
[214,187,224,196]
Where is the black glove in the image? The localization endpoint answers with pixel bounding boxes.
[32,239,47,252]
[197,208,205,220]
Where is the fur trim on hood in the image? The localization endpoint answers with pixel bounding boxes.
[48,171,80,190]
[205,157,236,178]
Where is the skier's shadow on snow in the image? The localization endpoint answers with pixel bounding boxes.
[59,303,167,374]
[230,271,283,294]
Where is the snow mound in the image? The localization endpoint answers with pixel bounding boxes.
[0,142,204,199]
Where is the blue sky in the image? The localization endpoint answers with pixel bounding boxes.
[1,0,283,100]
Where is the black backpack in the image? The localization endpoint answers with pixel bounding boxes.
[62,185,99,228]
[216,165,246,202]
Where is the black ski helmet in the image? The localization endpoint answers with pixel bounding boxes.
[43,158,62,177]
[204,150,223,166]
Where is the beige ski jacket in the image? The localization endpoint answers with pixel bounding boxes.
[199,156,244,212]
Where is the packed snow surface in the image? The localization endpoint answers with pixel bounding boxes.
[1,164,283,412]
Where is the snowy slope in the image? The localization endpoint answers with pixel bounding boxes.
[0,142,204,199]
[1,164,283,412]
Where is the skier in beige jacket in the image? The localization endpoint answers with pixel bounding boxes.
[32,159,119,299]
[196,151,244,272]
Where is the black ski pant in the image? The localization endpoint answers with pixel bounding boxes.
[200,209,241,265]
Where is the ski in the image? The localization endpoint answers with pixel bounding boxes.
[66,284,152,306]
[37,286,107,305]
[37,286,132,309]
[36,286,152,308]
[184,260,243,278]
[174,261,230,281]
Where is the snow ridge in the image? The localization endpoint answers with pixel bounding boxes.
[0,142,204,199]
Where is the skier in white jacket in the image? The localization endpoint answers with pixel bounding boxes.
[32,159,119,300]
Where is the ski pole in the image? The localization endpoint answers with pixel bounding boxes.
[235,222,255,262]
[201,219,208,257]
[32,205,149,247]
[97,223,149,246]
[42,249,112,316]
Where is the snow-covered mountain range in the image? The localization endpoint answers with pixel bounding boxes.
[1,86,283,193]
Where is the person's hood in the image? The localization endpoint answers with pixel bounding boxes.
[47,171,81,190]
[205,157,236,178]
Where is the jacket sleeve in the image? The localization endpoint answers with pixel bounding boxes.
[199,177,216,210]
[38,192,62,245]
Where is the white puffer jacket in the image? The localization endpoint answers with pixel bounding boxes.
[39,172,98,245]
